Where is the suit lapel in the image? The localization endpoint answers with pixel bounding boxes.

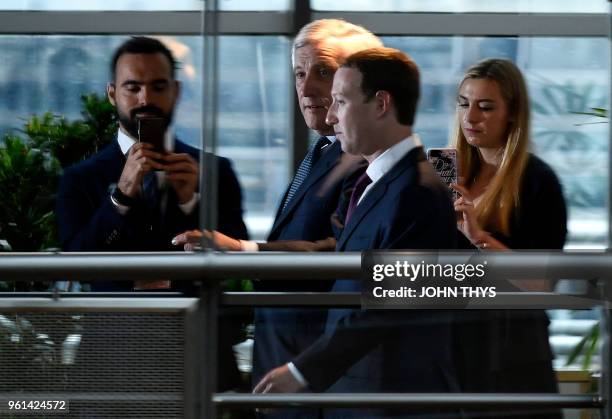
[336,147,426,250]
[336,182,387,250]
[95,141,126,190]
[269,141,342,235]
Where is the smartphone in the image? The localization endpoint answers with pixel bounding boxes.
[138,117,166,154]
[427,148,459,200]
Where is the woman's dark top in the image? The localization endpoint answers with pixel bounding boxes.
[455,154,567,404]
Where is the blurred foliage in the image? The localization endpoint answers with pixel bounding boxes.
[566,322,599,372]
[0,136,61,252]
[0,93,117,290]
[531,82,609,213]
[22,93,117,169]
[573,107,608,125]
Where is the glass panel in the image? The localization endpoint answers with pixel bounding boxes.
[0,0,290,11]
[0,35,289,253]
[312,0,607,13]
[216,36,291,239]
[383,36,610,249]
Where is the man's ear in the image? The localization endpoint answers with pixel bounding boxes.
[107,82,117,106]
[375,90,392,118]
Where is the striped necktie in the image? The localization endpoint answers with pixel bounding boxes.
[281,136,331,213]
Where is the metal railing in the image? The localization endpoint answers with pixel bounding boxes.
[0,251,610,418]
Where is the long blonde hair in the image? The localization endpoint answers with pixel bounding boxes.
[451,58,530,236]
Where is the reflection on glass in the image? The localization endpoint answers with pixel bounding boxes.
[312,0,607,13]
[0,35,290,240]
[383,36,609,248]
[0,35,606,245]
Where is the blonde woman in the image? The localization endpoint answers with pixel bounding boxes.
[451,58,565,418]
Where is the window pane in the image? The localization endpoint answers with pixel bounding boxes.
[217,36,291,238]
[313,0,607,13]
[1,0,290,11]
[0,35,290,240]
[383,36,610,248]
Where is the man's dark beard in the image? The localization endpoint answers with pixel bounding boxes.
[117,105,173,139]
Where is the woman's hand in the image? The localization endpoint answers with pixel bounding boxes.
[451,184,486,244]
[451,184,508,251]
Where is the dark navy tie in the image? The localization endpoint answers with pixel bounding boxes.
[142,172,160,218]
[345,171,372,224]
[281,136,331,213]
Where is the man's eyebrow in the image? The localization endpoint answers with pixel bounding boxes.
[315,60,338,69]
[121,79,142,87]
[121,78,169,87]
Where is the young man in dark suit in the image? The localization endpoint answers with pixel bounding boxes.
[253,48,459,418]
[57,37,247,266]
[55,37,248,392]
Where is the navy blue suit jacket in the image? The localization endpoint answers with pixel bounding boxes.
[252,140,366,386]
[293,147,459,417]
[261,140,366,291]
[56,139,247,273]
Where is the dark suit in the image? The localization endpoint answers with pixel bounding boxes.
[57,139,247,256]
[293,147,459,418]
[252,140,365,397]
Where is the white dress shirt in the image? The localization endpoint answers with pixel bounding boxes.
[357,133,422,206]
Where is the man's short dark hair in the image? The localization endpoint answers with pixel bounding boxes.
[110,36,178,81]
[343,47,420,126]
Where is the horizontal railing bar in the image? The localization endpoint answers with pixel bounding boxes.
[222,292,601,309]
[0,292,599,309]
[223,292,359,307]
[0,292,184,298]
[0,297,198,312]
[1,251,612,281]
[212,393,604,409]
[0,252,361,280]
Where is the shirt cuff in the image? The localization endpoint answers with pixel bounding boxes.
[239,240,260,251]
[179,193,199,215]
[110,194,130,215]
[287,362,308,387]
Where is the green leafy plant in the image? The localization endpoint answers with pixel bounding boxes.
[0,136,61,252]
[566,322,599,370]
[0,93,117,290]
[22,93,117,168]
[573,107,608,126]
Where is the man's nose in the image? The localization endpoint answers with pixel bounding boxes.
[300,71,318,97]
[325,104,338,126]
[138,86,151,106]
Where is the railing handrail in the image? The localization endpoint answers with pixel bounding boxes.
[0,251,611,281]
[212,393,604,409]
[0,291,602,310]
